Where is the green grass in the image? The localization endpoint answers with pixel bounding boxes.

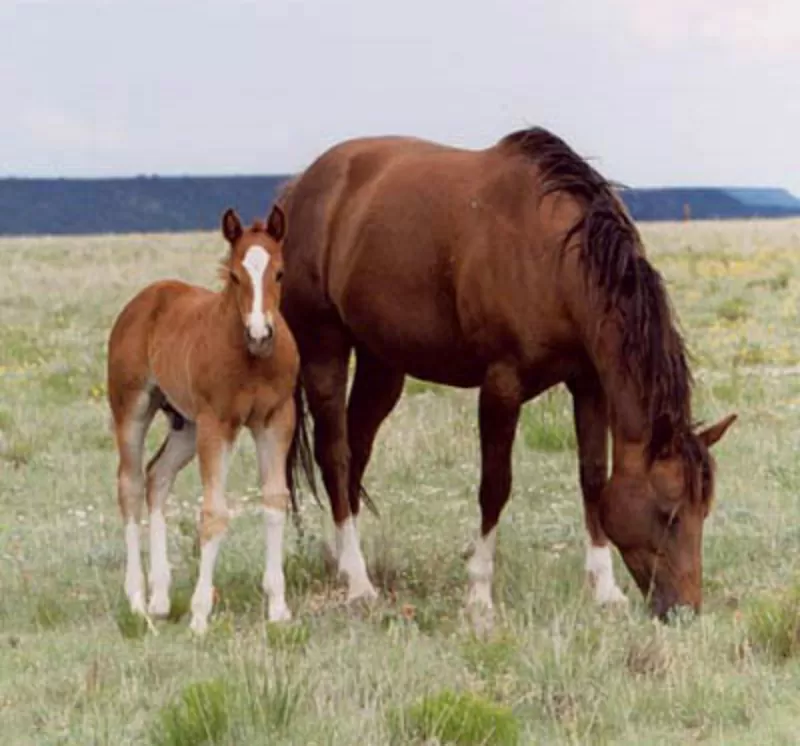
[2,220,800,744]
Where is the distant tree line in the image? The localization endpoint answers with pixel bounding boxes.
[0,176,798,236]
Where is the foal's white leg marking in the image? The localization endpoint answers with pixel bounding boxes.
[190,444,230,635]
[586,543,628,605]
[336,517,377,600]
[148,510,169,615]
[189,534,222,635]
[125,519,146,615]
[466,527,496,615]
[146,425,197,617]
[242,245,271,340]
[264,508,291,621]
[254,424,292,622]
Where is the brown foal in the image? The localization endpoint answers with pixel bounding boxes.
[279,127,736,627]
[107,205,298,633]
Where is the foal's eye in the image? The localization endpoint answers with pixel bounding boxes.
[229,272,240,285]
[275,269,284,282]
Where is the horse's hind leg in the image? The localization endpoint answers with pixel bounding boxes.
[111,388,160,616]
[569,376,627,605]
[346,348,405,517]
[302,328,376,600]
[144,416,197,617]
[467,363,523,634]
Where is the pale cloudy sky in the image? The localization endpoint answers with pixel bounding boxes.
[2,0,798,194]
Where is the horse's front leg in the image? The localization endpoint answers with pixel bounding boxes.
[467,364,523,635]
[569,376,627,605]
[189,414,236,634]
[252,397,295,623]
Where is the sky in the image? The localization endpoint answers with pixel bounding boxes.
[2,0,799,194]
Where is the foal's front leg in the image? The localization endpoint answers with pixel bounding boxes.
[252,398,295,622]
[189,415,235,635]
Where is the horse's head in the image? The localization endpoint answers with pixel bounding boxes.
[221,204,287,357]
[600,413,736,620]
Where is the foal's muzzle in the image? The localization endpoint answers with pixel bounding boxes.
[245,324,274,356]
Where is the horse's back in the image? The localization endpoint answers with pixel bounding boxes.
[284,135,579,384]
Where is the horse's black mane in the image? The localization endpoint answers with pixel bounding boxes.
[502,127,711,501]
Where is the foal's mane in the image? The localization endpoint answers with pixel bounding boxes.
[501,127,710,500]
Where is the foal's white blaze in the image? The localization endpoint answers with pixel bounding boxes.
[263,508,291,621]
[467,527,496,610]
[242,245,271,340]
[336,517,377,600]
[586,543,628,604]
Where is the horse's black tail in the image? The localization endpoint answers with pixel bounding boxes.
[287,375,320,516]
[286,373,381,520]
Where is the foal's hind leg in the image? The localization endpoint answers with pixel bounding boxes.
[346,349,405,517]
[111,389,160,616]
[144,418,197,617]
[467,364,523,634]
[302,330,376,600]
[569,377,627,605]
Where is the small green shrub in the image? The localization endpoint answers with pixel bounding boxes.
[390,689,520,745]
[152,679,230,746]
[744,588,800,661]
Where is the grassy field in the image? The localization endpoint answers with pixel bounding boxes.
[2,219,800,745]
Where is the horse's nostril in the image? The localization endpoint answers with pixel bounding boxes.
[265,325,274,340]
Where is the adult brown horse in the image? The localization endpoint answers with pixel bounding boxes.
[279,127,736,625]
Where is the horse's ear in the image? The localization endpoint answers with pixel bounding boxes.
[698,413,737,449]
[222,208,242,245]
[266,204,287,243]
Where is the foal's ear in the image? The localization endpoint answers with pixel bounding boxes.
[222,208,243,245]
[266,204,287,243]
[698,413,737,449]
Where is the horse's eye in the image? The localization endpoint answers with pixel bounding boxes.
[230,272,240,285]
[660,509,680,532]
[275,269,284,282]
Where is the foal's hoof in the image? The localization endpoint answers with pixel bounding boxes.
[466,602,495,638]
[347,581,379,603]
[591,581,629,607]
[148,594,171,618]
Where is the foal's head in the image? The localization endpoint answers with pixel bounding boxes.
[221,205,287,357]
[600,414,736,620]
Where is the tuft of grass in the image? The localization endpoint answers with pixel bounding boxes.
[0,434,34,467]
[240,663,304,734]
[265,620,311,651]
[743,588,800,661]
[390,689,520,745]
[152,679,230,746]
[114,603,149,640]
[33,597,69,630]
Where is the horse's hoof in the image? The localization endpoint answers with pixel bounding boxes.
[189,615,208,636]
[593,582,629,606]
